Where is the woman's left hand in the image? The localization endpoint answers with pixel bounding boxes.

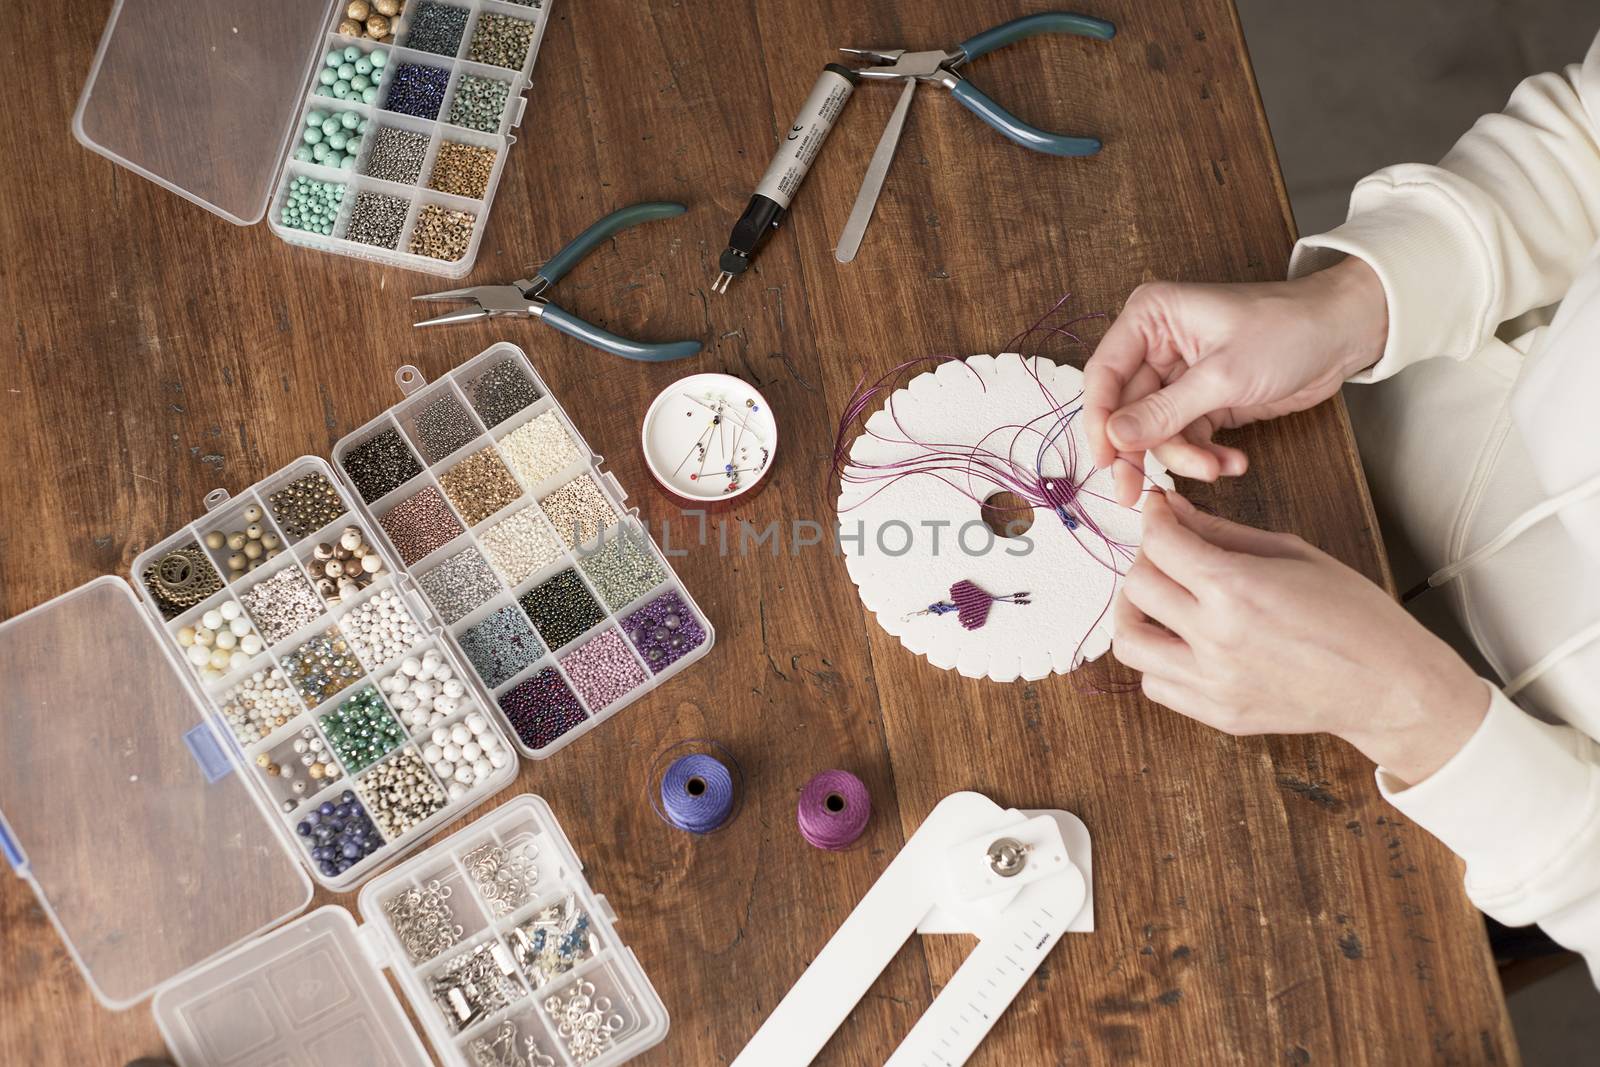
[1112,492,1490,785]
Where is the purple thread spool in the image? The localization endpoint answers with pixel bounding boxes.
[658,753,737,834]
[797,769,871,850]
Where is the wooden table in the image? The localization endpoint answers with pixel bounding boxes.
[0,0,1518,1063]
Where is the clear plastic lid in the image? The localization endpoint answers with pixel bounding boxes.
[0,577,312,1009]
[153,905,431,1067]
[73,0,333,224]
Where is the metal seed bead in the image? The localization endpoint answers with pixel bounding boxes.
[357,746,447,838]
[419,546,502,624]
[321,684,407,771]
[498,667,587,750]
[448,74,511,133]
[622,589,707,673]
[364,126,430,184]
[539,475,618,547]
[411,391,479,463]
[467,12,536,70]
[296,789,382,879]
[427,140,497,199]
[410,204,477,262]
[239,566,325,645]
[440,446,521,525]
[499,411,578,486]
[283,628,365,705]
[404,1,469,55]
[346,190,410,249]
[577,530,666,611]
[517,568,604,650]
[380,485,464,564]
[384,61,451,120]
[459,604,544,688]
[468,358,542,428]
[219,667,304,744]
[501,0,543,7]
[340,587,423,668]
[342,426,424,503]
[268,471,346,540]
[560,629,648,710]
[478,506,564,587]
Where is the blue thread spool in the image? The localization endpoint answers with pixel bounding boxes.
[659,753,737,834]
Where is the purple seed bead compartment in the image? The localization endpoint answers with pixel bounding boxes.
[127,454,520,893]
[330,344,716,761]
[622,590,708,674]
[262,0,555,279]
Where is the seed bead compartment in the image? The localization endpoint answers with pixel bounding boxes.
[264,0,551,276]
[357,794,668,1067]
[128,456,519,893]
[332,344,716,762]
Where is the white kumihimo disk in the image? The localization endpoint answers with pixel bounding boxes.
[837,353,1170,682]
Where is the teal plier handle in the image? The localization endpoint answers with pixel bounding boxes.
[535,201,702,362]
[541,303,703,363]
[958,12,1115,60]
[950,12,1115,157]
[534,201,686,290]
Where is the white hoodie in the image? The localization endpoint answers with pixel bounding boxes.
[1288,33,1600,983]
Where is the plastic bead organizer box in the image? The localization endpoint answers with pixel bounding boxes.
[0,345,705,1065]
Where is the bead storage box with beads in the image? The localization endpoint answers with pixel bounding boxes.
[333,343,714,759]
[267,0,552,274]
[357,794,668,1066]
[76,0,552,277]
[130,456,518,890]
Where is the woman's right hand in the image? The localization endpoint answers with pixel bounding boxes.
[1084,256,1389,504]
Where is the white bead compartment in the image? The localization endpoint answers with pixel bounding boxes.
[130,456,519,891]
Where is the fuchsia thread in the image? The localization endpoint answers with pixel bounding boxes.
[797,769,872,850]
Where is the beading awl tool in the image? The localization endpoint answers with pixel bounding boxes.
[732,791,1094,1067]
[414,201,703,362]
[835,12,1116,263]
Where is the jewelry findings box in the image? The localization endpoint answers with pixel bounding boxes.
[152,796,668,1067]
[74,0,553,276]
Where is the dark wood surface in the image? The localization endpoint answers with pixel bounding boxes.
[0,0,1518,1064]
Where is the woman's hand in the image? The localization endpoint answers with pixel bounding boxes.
[1112,493,1489,785]
[1084,257,1389,505]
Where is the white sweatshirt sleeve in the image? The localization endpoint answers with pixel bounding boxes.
[1288,38,1600,382]
[1377,685,1600,984]
[1289,33,1600,978]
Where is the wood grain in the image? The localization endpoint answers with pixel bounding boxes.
[0,0,1516,1064]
